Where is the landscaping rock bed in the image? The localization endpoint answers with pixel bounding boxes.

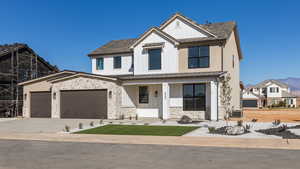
[256,125,300,139]
[209,126,250,136]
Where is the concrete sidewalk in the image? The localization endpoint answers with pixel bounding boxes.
[0,133,300,150]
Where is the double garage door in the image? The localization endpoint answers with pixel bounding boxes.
[242,99,258,108]
[30,90,107,119]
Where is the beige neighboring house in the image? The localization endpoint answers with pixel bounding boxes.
[19,13,243,120]
[242,80,297,108]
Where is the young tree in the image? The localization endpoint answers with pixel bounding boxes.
[220,74,232,124]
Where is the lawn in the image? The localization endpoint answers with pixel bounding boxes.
[74,125,199,136]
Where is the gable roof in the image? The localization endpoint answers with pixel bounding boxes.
[253,80,289,89]
[0,43,58,71]
[88,13,240,57]
[129,27,179,49]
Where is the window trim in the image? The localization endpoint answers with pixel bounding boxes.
[139,86,149,104]
[96,57,104,70]
[148,48,162,70]
[113,56,122,69]
[188,46,210,69]
[183,83,206,111]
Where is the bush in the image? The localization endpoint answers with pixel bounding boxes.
[237,120,243,126]
[99,120,103,124]
[144,123,149,126]
[90,121,94,127]
[208,127,216,133]
[120,114,124,120]
[78,123,83,129]
[251,118,258,122]
[65,125,70,132]
[129,116,132,120]
[245,124,251,131]
[162,120,167,124]
[135,114,138,120]
[273,119,281,126]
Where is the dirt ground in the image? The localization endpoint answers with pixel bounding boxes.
[232,108,300,122]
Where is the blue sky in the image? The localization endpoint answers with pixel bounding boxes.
[1,0,299,84]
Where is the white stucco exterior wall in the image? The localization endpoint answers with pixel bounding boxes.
[92,53,133,75]
[133,32,178,75]
[162,18,207,39]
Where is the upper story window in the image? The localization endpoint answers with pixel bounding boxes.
[139,86,149,104]
[148,48,161,70]
[188,46,209,68]
[113,56,122,69]
[270,87,279,93]
[96,58,104,70]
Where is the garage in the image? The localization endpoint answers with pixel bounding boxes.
[242,99,258,108]
[60,90,107,119]
[30,91,51,118]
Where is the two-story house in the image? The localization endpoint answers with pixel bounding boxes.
[20,13,242,120]
[242,80,297,108]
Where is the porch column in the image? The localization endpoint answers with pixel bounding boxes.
[162,82,170,120]
[210,81,218,121]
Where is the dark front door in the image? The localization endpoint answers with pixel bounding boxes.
[30,92,51,118]
[242,100,258,108]
[60,90,107,119]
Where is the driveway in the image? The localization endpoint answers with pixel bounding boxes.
[0,139,300,169]
[0,118,100,133]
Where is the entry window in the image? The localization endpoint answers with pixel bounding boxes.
[113,56,122,69]
[96,58,104,70]
[148,49,161,70]
[183,84,206,111]
[188,46,209,68]
[139,86,149,104]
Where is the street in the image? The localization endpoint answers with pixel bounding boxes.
[0,139,299,169]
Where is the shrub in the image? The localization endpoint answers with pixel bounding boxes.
[144,123,149,126]
[208,127,216,133]
[90,121,94,127]
[135,114,138,120]
[129,116,132,120]
[120,114,124,120]
[78,123,83,129]
[251,118,258,122]
[273,119,281,126]
[119,121,123,124]
[65,125,70,132]
[162,120,167,124]
[99,120,103,124]
[245,124,251,131]
[237,120,243,126]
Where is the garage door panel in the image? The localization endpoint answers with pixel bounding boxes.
[60,90,107,119]
[243,100,258,108]
[30,92,51,118]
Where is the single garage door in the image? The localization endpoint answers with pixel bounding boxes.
[243,100,258,108]
[30,92,51,118]
[60,90,107,119]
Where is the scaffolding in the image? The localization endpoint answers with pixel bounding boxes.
[0,43,57,117]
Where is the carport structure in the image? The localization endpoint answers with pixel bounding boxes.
[19,70,120,119]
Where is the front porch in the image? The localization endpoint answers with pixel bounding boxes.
[120,75,221,121]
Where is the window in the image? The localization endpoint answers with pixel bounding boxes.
[270,87,279,93]
[96,58,104,70]
[148,48,161,70]
[139,86,149,104]
[188,46,209,68]
[183,84,206,111]
[113,56,121,69]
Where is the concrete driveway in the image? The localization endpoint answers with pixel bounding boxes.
[0,118,100,133]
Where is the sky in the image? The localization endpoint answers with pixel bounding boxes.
[0,0,299,85]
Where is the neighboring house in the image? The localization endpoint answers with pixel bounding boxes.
[0,43,58,116]
[242,80,297,108]
[20,13,243,120]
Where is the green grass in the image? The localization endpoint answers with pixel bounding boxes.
[74,125,199,136]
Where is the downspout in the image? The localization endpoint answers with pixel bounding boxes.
[217,78,219,121]
[221,44,224,72]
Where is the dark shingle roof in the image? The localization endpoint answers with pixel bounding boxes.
[88,14,237,56]
[88,38,137,56]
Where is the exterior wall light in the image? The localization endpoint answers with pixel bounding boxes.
[109,91,112,98]
[154,91,158,97]
[24,94,27,101]
[53,92,56,100]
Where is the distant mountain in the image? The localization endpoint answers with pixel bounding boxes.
[277,77,300,96]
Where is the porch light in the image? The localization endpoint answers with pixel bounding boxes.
[53,92,56,100]
[24,94,27,101]
[154,91,158,97]
[109,91,112,98]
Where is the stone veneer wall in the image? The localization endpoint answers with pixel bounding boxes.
[169,107,205,119]
[52,76,121,119]
[119,107,137,119]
